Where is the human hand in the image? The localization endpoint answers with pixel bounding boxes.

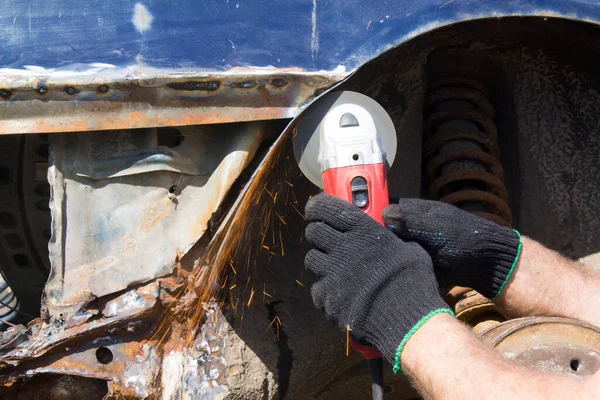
[304,194,453,371]
[382,199,522,299]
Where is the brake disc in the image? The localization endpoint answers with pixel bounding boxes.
[480,316,600,376]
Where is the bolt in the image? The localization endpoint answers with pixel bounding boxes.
[0,89,12,100]
[271,78,289,88]
[64,86,80,95]
[36,84,48,95]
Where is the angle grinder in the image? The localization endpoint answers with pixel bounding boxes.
[293,91,397,400]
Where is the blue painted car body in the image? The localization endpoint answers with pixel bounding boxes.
[1,0,599,74]
[1,0,600,135]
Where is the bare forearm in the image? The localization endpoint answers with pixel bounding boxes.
[401,314,592,400]
[495,236,600,326]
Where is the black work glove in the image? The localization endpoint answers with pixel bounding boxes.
[304,194,453,373]
[382,199,522,300]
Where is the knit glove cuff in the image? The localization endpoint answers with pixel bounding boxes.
[366,288,453,373]
[454,228,522,299]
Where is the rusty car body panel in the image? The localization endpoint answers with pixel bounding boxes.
[1,0,600,398]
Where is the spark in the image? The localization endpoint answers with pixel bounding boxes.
[276,213,287,225]
[261,229,268,247]
[281,308,296,323]
[267,315,283,341]
[366,19,372,30]
[266,315,282,329]
[264,187,275,200]
[247,288,255,306]
[130,120,313,400]
[346,325,351,356]
[289,203,306,220]
[263,283,273,300]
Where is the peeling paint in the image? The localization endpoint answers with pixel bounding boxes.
[311,0,319,63]
[132,3,153,34]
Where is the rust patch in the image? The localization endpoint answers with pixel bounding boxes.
[451,289,505,333]
[138,199,170,234]
[0,71,343,134]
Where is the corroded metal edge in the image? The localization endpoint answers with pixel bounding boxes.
[0,69,345,135]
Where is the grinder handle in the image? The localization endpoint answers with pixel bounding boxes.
[321,162,389,359]
[321,163,388,224]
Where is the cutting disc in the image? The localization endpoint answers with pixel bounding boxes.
[293,91,397,188]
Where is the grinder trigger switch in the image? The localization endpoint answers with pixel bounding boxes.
[351,177,368,208]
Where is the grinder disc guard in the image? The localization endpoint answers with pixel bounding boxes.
[293,91,397,188]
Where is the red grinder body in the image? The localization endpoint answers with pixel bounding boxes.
[293,91,397,361]
[293,91,397,398]
[317,99,393,359]
[322,163,389,360]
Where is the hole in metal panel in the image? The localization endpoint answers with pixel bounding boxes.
[13,254,31,268]
[96,347,114,364]
[157,128,183,148]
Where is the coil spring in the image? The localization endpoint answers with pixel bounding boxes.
[423,76,512,226]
